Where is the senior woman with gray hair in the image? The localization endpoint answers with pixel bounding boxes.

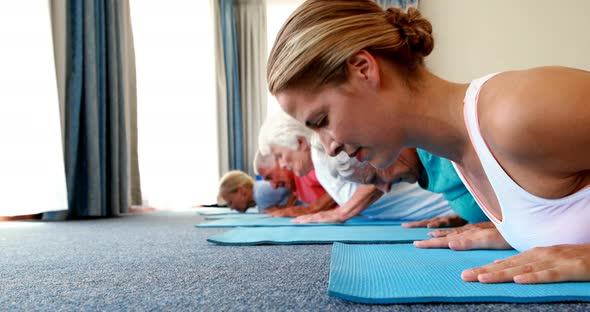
[258,110,454,223]
[257,114,338,217]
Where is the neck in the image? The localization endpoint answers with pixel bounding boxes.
[401,68,470,163]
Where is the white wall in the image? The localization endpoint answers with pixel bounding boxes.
[420,0,590,82]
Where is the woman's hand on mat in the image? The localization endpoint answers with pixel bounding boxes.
[462,243,590,284]
[401,214,467,229]
[427,221,495,237]
[292,209,346,224]
[414,226,512,250]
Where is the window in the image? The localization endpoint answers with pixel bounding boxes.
[131,1,219,209]
[0,2,67,216]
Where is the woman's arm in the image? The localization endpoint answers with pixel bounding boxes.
[285,192,298,206]
[268,192,338,217]
[260,193,300,213]
[292,184,383,223]
[479,68,590,198]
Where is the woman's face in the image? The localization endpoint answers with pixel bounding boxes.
[277,52,410,169]
[271,138,314,177]
[257,161,296,191]
[220,186,251,212]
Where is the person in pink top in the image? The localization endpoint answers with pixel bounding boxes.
[266,0,590,284]
[292,169,326,205]
[254,151,337,217]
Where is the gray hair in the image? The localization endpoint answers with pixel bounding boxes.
[335,155,376,184]
[311,133,373,182]
[258,110,314,156]
[253,150,276,175]
[311,134,377,183]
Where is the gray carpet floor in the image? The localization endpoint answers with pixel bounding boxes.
[1,210,589,311]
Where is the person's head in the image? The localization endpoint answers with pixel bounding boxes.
[217,171,256,212]
[254,151,297,191]
[267,0,434,169]
[258,110,315,177]
[336,148,423,192]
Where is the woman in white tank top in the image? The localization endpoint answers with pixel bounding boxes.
[266,1,590,284]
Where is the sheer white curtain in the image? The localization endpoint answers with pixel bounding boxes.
[0,2,68,216]
[236,0,268,176]
[265,0,305,117]
[130,1,219,209]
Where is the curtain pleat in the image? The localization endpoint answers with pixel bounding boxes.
[213,0,230,176]
[46,0,136,219]
[106,0,129,213]
[119,0,143,206]
[214,0,267,176]
[219,0,244,171]
[236,0,267,176]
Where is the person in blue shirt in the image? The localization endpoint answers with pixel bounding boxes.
[217,170,296,213]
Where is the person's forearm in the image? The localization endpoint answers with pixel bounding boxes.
[307,192,338,213]
[286,193,298,206]
[271,193,338,217]
[338,184,383,220]
[266,193,299,211]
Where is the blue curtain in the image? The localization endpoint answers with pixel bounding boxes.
[375,0,418,8]
[219,0,244,171]
[46,0,129,219]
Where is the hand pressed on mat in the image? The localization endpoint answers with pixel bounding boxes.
[402,214,467,229]
[414,222,590,284]
[427,221,496,237]
[413,224,512,250]
[292,208,346,223]
[267,205,309,217]
[294,184,384,224]
[462,243,590,284]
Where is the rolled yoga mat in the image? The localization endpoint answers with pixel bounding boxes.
[328,243,590,304]
[207,225,432,245]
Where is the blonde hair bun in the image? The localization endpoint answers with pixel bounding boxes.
[384,6,434,59]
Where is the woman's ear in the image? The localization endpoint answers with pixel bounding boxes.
[347,49,381,89]
[297,136,309,151]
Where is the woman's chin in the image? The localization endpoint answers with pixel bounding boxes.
[369,157,394,170]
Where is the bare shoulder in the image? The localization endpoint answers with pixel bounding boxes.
[477,66,590,171]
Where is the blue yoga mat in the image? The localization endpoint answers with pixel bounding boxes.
[196,207,260,215]
[204,214,268,220]
[207,225,432,245]
[196,217,403,228]
[328,243,590,304]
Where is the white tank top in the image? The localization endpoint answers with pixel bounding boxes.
[453,73,590,251]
